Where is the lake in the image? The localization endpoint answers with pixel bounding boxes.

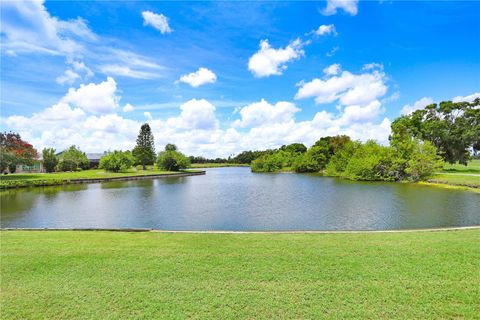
[1,167,479,231]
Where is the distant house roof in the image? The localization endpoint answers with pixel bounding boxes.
[86,153,104,161]
[55,150,105,161]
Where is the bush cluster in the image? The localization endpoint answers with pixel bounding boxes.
[99,151,135,172]
[0,179,65,189]
[157,150,190,171]
[252,135,441,182]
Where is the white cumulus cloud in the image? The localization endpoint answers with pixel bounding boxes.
[142,11,172,34]
[123,103,135,113]
[56,70,80,85]
[178,68,217,87]
[233,100,300,128]
[166,99,219,130]
[315,24,338,36]
[144,112,153,120]
[248,39,305,78]
[400,97,434,115]
[61,77,120,114]
[452,92,480,102]
[295,64,387,107]
[322,0,359,16]
[323,63,341,76]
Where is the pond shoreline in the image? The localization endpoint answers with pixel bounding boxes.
[2,225,479,234]
[0,170,205,189]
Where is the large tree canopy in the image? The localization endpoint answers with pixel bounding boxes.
[391,98,480,164]
[0,132,38,172]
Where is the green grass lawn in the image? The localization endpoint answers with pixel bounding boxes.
[429,173,480,188]
[1,230,479,319]
[0,168,176,181]
[0,168,182,188]
[424,160,480,189]
[442,159,480,173]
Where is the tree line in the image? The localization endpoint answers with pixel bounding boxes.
[1,98,478,179]
[1,124,190,173]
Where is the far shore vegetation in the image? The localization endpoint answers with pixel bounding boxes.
[1,98,479,190]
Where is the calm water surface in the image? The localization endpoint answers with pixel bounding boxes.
[1,167,479,230]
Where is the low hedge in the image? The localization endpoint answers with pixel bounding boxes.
[0,179,67,189]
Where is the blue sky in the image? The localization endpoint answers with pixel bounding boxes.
[1,0,479,157]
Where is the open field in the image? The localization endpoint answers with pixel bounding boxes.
[1,230,479,319]
[190,163,249,168]
[442,159,480,173]
[426,160,480,189]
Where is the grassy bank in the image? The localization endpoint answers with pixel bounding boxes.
[442,159,480,173]
[427,173,480,189]
[190,163,249,168]
[0,168,179,189]
[1,230,479,319]
[425,159,480,190]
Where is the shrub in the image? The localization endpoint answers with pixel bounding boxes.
[325,141,361,176]
[279,143,307,154]
[99,151,135,172]
[42,148,58,173]
[57,146,89,171]
[343,141,397,181]
[405,141,442,181]
[314,135,351,159]
[251,150,298,172]
[293,144,329,173]
[292,155,319,173]
[8,163,16,173]
[156,150,190,171]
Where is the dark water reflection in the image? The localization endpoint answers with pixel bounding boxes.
[1,167,479,230]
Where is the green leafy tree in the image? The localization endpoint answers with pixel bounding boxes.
[99,151,135,172]
[57,146,89,171]
[325,141,361,176]
[232,150,276,164]
[404,141,442,181]
[165,143,177,151]
[391,98,480,165]
[389,122,442,180]
[42,148,58,173]
[343,140,397,181]
[156,145,190,171]
[293,144,330,173]
[279,143,307,154]
[314,135,351,159]
[0,132,38,173]
[132,123,156,170]
[251,150,299,172]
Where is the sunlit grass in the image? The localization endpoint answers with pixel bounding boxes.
[0,168,176,181]
[1,230,478,319]
[429,173,480,188]
[441,159,480,173]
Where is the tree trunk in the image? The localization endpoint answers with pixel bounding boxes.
[143,164,146,170]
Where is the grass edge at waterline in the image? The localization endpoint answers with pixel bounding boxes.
[0,169,204,189]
